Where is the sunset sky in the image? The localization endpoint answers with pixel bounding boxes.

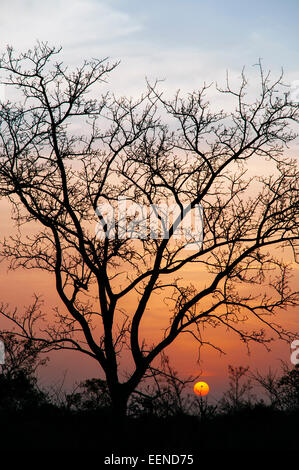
[0,0,298,399]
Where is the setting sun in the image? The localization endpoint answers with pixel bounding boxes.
[193,381,210,397]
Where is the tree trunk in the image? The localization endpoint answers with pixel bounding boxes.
[110,385,130,419]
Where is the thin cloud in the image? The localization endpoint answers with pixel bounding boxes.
[0,0,143,55]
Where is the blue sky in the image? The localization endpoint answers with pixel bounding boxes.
[0,0,298,97]
[116,0,298,58]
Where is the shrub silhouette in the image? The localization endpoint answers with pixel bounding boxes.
[219,365,254,414]
[277,363,299,411]
[0,370,47,412]
[252,362,299,411]
[0,356,298,451]
[0,332,48,412]
[65,378,111,413]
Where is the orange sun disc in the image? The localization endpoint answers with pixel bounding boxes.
[193,381,209,396]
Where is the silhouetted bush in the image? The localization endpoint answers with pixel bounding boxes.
[0,370,47,413]
[0,355,298,451]
[65,378,111,413]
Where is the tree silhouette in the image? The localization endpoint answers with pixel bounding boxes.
[250,367,282,408]
[65,377,111,413]
[278,363,299,410]
[253,362,299,411]
[0,331,48,412]
[0,43,298,415]
[219,365,253,413]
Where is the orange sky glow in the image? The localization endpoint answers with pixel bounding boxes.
[0,178,298,401]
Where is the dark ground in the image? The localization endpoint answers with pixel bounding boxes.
[1,405,298,455]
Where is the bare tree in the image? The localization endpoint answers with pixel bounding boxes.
[250,367,282,408]
[219,365,253,412]
[252,362,299,410]
[0,43,298,415]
